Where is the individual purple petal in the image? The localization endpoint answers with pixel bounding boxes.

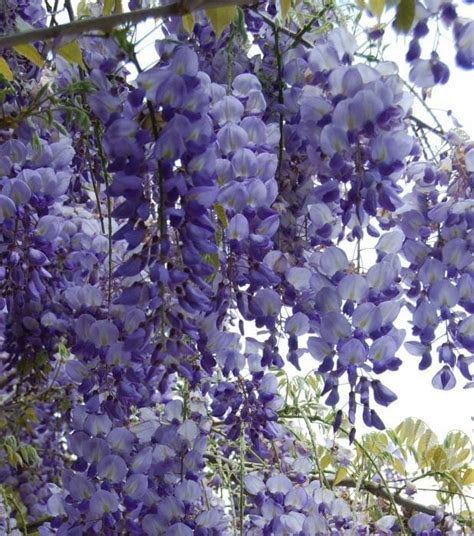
[67,474,95,501]
[339,338,367,367]
[0,139,27,165]
[177,420,200,444]
[408,512,435,533]
[280,512,306,533]
[107,428,135,455]
[338,274,369,303]
[124,473,148,500]
[142,514,162,536]
[328,27,357,62]
[155,74,187,108]
[6,179,31,205]
[83,413,113,436]
[131,446,153,473]
[243,117,268,147]
[167,523,193,536]
[89,490,119,516]
[413,300,438,330]
[378,300,403,326]
[254,288,281,316]
[369,336,396,365]
[245,474,266,495]
[232,148,257,177]
[211,95,244,125]
[428,280,459,308]
[409,59,435,87]
[455,20,474,69]
[97,454,128,483]
[442,239,471,269]
[352,303,382,333]
[321,312,352,344]
[367,263,394,290]
[175,480,202,503]
[320,246,349,276]
[376,230,404,254]
[404,341,429,356]
[371,380,398,406]
[0,194,16,222]
[46,493,66,517]
[267,474,292,494]
[246,178,268,208]
[65,360,89,384]
[217,123,249,155]
[232,73,262,97]
[432,365,456,390]
[171,47,199,76]
[320,124,349,156]
[255,214,279,237]
[458,316,474,352]
[307,337,332,361]
[245,89,266,114]
[370,409,385,430]
[308,43,340,73]
[371,131,413,163]
[287,266,311,290]
[285,312,309,336]
[89,320,119,348]
[418,258,445,286]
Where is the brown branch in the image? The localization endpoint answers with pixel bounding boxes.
[329,478,439,516]
[0,0,255,49]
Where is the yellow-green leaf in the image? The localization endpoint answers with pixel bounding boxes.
[280,0,291,20]
[463,468,474,486]
[206,6,236,38]
[333,466,348,486]
[417,429,438,465]
[395,0,415,33]
[13,44,44,68]
[182,14,195,34]
[214,203,228,228]
[77,0,91,17]
[392,457,406,476]
[429,445,448,471]
[58,42,85,70]
[369,0,385,18]
[104,0,114,15]
[320,453,333,470]
[0,58,13,81]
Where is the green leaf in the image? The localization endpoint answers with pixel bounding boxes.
[206,6,236,38]
[395,0,415,33]
[0,58,13,82]
[182,14,194,34]
[58,42,86,70]
[214,203,228,228]
[462,468,474,486]
[333,466,348,485]
[103,0,115,15]
[369,0,385,18]
[77,0,91,17]
[429,445,448,471]
[280,0,291,20]
[392,457,406,476]
[14,44,44,68]
[417,429,438,466]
